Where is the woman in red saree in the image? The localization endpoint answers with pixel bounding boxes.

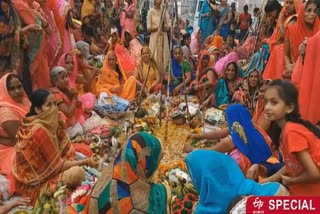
[0,74,30,182]
[12,89,97,205]
[263,0,299,80]
[12,0,51,90]
[187,51,218,103]
[283,0,320,78]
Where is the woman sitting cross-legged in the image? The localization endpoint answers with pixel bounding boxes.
[12,89,98,205]
[96,51,137,101]
[134,46,162,95]
[186,51,218,103]
[165,46,192,96]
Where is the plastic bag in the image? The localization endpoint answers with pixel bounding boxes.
[79,93,96,109]
[83,111,103,132]
[67,122,84,139]
[0,175,10,200]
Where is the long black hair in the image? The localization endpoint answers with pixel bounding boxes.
[26,89,51,117]
[267,80,320,148]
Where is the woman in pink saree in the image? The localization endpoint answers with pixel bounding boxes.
[33,0,62,68]
[120,0,137,42]
[48,0,76,54]
[190,28,202,56]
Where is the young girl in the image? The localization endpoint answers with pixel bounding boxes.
[264,79,320,195]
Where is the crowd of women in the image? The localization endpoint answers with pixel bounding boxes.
[1,0,320,212]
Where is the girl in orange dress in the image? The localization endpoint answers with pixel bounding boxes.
[264,79,320,195]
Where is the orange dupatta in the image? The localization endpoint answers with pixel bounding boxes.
[285,2,320,62]
[95,51,136,100]
[0,73,31,121]
[298,31,320,124]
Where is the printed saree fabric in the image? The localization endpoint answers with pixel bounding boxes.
[0,0,22,73]
[12,0,51,90]
[89,132,170,214]
[12,107,75,204]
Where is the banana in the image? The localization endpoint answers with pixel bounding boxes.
[185,183,198,195]
[176,185,184,198]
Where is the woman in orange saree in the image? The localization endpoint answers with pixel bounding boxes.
[298,31,320,125]
[12,89,96,205]
[0,74,30,192]
[283,0,320,78]
[12,0,51,90]
[187,51,218,103]
[263,0,299,80]
[96,51,136,101]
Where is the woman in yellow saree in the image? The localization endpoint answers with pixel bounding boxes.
[96,51,136,101]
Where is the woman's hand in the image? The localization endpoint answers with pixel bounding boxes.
[246,164,259,180]
[24,24,42,32]
[86,158,99,168]
[183,144,194,153]
[110,85,123,94]
[281,175,292,186]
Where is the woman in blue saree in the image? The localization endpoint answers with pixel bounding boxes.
[186,150,289,214]
[166,46,192,95]
[198,0,217,43]
[215,61,243,108]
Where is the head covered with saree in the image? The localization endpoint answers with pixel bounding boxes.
[136,46,158,81]
[226,104,272,163]
[89,132,170,213]
[232,69,261,113]
[268,0,300,47]
[13,89,75,204]
[58,50,80,88]
[287,0,320,61]
[186,150,289,214]
[0,73,31,117]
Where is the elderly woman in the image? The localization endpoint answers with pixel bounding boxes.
[0,74,30,179]
[232,69,261,114]
[88,132,171,213]
[96,51,136,101]
[13,89,97,205]
[134,46,161,94]
[49,66,85,129]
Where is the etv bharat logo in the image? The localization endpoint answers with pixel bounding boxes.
[253,197,264,210]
